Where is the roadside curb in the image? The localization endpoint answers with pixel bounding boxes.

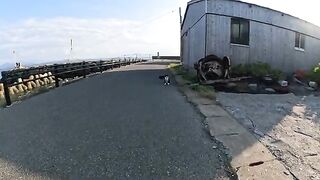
[171,71,293,180]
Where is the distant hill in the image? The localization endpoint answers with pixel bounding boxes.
[0,63,15,71]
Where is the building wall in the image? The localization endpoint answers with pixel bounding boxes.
[182,1,205,34]
[206,0,320,73]
[181,1,206,69]
[182,0,320,73]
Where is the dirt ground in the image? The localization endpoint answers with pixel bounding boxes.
[217,93,320,180]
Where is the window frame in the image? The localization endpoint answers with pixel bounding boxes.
[295,32,305,51]
[230,18,250,46]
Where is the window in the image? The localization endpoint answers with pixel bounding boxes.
[231,18,250,45]
[295,32,305,50]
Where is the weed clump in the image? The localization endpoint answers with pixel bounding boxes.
[232,62,285,80]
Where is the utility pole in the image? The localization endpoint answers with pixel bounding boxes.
[205,0,208,58]
[13,50,16,62]
[179,7,183,25]
[179,7,184,64]
[13,50,18,68]
[69,39,73,62]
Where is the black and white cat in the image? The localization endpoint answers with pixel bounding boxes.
[159,75,170,85]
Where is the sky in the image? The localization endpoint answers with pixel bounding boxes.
[0,0,319,66]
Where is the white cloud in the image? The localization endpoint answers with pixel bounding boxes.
[0,14,181,65]
[2,0,317,66]
[242,0,320,26]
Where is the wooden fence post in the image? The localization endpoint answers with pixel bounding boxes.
[83,61,87,78]
[100,60,103,73]
[1,72,12,106]
[54,64,60,87]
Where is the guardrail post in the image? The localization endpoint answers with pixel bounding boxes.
[1,72,12,106]
[54,64,60,87]
[83,61,87,78]
[99,60,103,73]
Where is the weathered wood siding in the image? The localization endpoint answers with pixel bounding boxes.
[181,0,206,69]
[182,0,320,73]
[182,0,205,34]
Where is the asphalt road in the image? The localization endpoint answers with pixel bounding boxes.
[0,62,231,179]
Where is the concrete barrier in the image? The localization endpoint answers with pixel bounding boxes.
[9,86,19,95]
[0,73,56,98]
[17,78,28,93]
[48,72,55,84]
[34,75,45,87]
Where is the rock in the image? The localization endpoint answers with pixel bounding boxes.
[278,80,288,87]
[248,84,258,91]
[263,76,274,85]
[306,87,316,91]
[263,76,273,81]
[265,88,276,93]
[226,83,237,88]
[309,81,318,89]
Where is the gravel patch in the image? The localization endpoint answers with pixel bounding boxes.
[217,93,320,180]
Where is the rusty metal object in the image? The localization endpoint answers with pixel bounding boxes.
[194,55,231,83]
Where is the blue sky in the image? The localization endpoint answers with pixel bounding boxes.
[0,0,186,66]
[0,0,319,66]
[0,0,179,21]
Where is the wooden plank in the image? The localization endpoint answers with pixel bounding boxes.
[203,76,251,85]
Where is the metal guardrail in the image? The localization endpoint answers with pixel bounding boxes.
[1,59,143,106]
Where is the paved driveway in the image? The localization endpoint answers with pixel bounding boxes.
[0,62,231,179]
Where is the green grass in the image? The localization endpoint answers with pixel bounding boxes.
[0,98,5,108]
[169,63,185,75]
[190,84,216,99]
[232,62,286,80]
[169,63,215,99]
[181,73,198,84]
[169,64,198,83]
[306,65,320,83]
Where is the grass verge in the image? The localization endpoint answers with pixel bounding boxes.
[169,63,215,99]
[190,84,216,99]
[0,98,5,108]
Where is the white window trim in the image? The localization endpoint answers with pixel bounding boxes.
[294,47,305,52]
[230,18,250,46]
[295,33,305,50]
[231,43,250,48]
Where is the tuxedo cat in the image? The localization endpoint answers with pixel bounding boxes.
[159,75,170,85]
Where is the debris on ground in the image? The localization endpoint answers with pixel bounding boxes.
[194,55,231,82]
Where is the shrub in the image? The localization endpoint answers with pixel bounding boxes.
[270,69,286,80]
[250,63,271,78]
[232,64,248,76]
[169,64,198,83]
[295,69,306,79]
[306,64,320,83]
[181,73,198,83]
[169,64,185,75]
[232,62,285,80]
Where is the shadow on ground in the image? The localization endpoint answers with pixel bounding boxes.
[216,92,320,179]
